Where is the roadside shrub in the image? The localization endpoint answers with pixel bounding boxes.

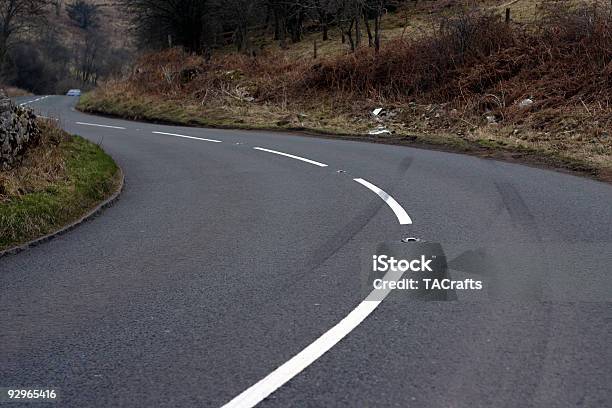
[5,37,71,95]
[121,47,305,104]
[300,4,610,128]
[95,3,611,132]
[498,3,611,127]
[301,11,515,99]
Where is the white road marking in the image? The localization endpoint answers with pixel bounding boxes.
[152,131,222,143]
[221,266,403,408]
[76,122,126,129]
[222,177,412,407]
[15,93,413,406]
[353,178,413,225]
[18,95,49,106]
[253,147,328,167]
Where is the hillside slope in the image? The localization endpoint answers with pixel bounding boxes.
[80,0,611,180]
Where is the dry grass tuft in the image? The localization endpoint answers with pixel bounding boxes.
[0,120,69,201]
[0,85,32,97]
[0,124,119,250]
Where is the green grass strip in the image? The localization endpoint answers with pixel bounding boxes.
[0,136,119,251]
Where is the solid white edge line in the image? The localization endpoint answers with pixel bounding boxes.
[253,147,328,167]
[353,178,413,225]
[152,131,222,143]
[221,266,403,408]
[76,122,126,130]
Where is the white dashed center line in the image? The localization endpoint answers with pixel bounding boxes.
[353,178,412,225]
[152,131,222,143]
[253,147,328,167]
[17,98,416,408]
[76,122,126,130]
[18,95,49,106]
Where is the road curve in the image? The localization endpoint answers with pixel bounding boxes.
[1,96,611,407]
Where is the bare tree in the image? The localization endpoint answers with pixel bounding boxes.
[121,0,212,53]
[310,0,337,41]
[214,0,263,53]
[354,0,362,47]
[0,0,48,69]
[334,0,366,50]
[66,0,99,30]
[73,30,104,84]
[265,0,309,47]
[365,0,387,53]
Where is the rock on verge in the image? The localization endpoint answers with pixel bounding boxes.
[0,89,41,170]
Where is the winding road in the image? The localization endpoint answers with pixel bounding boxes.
[2,95,611,407]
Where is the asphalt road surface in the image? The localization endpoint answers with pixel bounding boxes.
[1,95,611,407]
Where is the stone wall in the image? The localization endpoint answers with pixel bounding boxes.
[0,89,41,170]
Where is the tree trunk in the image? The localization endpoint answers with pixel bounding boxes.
[279,18,287,49]
[347,32,355,51]
[364,14,373,47]
[354,16,361,48]
[374,15,381,53]
[274,11,280,41]
[0,36,7,70]
[235,24,249,52]
[346,21,355,51]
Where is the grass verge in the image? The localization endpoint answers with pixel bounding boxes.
[78,90,611,183]
[0,122,121,251]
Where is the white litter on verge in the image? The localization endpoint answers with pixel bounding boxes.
[368,126,391,135]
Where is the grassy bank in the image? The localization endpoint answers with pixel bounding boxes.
[78,87,610,182]
[78,1,611,182]
[0,122,121,251]
[0,85,31,97]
